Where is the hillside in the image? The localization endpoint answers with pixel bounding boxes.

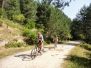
[0,19,24,46]
[0,19,34,59]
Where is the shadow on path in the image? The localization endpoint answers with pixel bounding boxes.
[64,55,91,68]
[14,54,32,61]
[14,51,46,61]
[79,44,91,51]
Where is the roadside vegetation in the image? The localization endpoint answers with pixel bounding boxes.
[71,4,91,44]
[0,46,32,59]
[62,3,91,68]
[62,43,91,68]
[0,19,34,59]
[0,1,91,68]
[0,0,72,58]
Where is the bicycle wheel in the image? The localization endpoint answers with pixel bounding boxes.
[31,47,38,59]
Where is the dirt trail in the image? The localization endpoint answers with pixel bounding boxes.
[0,41,80,68]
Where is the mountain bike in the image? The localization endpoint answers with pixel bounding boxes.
[31,44,44,59]
[30,44,39,59]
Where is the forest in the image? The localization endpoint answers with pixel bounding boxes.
[0,0,91,68]
[0,0,91,43]
[71,4,91,43]
[0,0,72,44]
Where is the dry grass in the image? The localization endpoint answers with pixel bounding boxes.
[62,43,91,68]
[0,46,33,59]
[0,18,24,40]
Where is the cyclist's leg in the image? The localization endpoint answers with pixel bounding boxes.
[39,42,43,54]
[38,42,41,53]
[54,42,57,48]
[41,42,45,52]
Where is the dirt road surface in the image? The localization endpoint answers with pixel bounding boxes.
[0,41,80,68]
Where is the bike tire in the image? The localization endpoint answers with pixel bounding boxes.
[31,47,38,59]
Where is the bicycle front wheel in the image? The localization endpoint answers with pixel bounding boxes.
[31,47,38,59]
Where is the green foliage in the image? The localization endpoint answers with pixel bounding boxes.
[71,4,91,43]
[29,31,37,44]
[0,8,2,17]
[45,36,53,44]
[23,28,31,36]
[0,18,23,30]
[79,34,85,40]
[36,1,71,41]
[5,41,26,48]
[46,7,71,40]
[20,0,37,24]
[4,0,21,20]
[12,14,25,23]
[0,0,72,44]
[23,28,37,44]
[0,19,3,26]
[37,28,44,33]
[71,19,83,40]
[63,43,91,68]
[25,19,35,29]
[36,2,51,29]
[79,43,91,50]
[36,0,72,9]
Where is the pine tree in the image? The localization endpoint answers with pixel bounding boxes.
[4,0,21,20]
[20,0,37,28]
[36,1,51,29]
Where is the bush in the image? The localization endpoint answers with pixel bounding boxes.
[23,28,31,37]
[5,41,26,48]
[0,8,2,17]
[13,14,25,23]
[23,28,37,44]
[45,37,53,44]
[79,34,85,40]
[30,32,37,43]
[0,18,23,30]
[25,20,35,29]
[0,20,3,26]
[79,43,91,50]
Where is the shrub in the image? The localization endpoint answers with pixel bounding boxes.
[23,28,37,44]
[0,19,3,26]
[46,37,52,44]
[79,34,85,40]
[25,19,35,29]
[5,41,26,48]
[0,8,2,17]
[13,14,25,23]
[0,18,23,30]
[23,28,31,37]
[79,43,91,50]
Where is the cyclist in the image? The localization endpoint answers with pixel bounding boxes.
[37,32,44,53]
[53,36,58,48]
